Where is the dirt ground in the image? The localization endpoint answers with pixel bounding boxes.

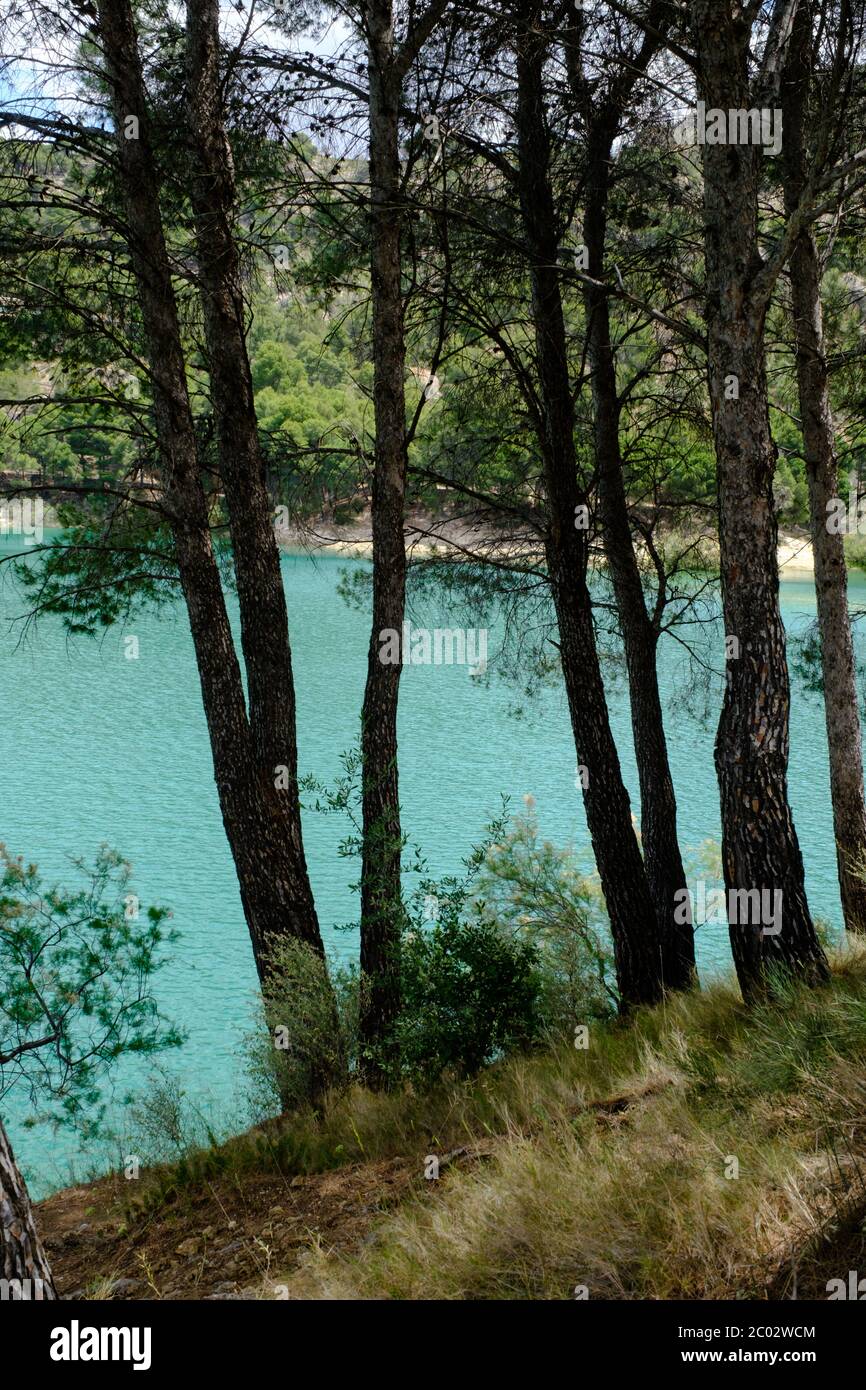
[37,1157,418,1301]
[37,1140,497,1301]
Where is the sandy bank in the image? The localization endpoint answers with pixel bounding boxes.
[277,512,820,575]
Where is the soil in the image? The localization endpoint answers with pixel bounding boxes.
[37,1158,417,1301]
[36,1141,497,1301]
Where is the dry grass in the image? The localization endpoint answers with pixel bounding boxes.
[275,942,866,1300]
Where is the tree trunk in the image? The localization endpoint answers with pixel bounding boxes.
[358,0,408,1081]
[782,3,866,933]
[185,0,325,958]
[96,0,330,992]
[1,1118,56,1298]
[516,23,664,1010]
[583,124,695,991]
[692,0,829,999]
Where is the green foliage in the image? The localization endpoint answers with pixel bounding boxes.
[396,901,542,1082]
[473,798,617,1031]
[245,937,354,1118]
[244,802,588,1098]
[121,1064,224,1167]
[0,844,182,1133]
[11,504,181,635]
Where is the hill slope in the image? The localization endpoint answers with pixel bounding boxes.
[38,945,866,1301]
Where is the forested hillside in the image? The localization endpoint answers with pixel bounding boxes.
[4,137,866,529]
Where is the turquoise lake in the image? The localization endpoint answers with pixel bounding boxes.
[0,536,854,1195]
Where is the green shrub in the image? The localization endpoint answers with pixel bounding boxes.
[473,798,617,1034]
[245,938,355,1118]
[395,906,542,1081]
[244,802,616,1106]
[121,1065,222,1165]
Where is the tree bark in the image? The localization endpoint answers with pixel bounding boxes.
[185,0,324,958]
[782,3,866,933]
[358,0,409,1081]
[516,21,665,1010]
[0,1117,56,1298]
[96,0,330,992]
[583,121,695,991]
[692,0,829,999]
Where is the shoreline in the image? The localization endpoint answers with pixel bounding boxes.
[0,503,820,574]
[277,512,820,575]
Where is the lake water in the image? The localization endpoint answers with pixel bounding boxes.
[0,537,854,1195]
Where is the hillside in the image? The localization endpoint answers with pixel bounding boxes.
[37,944,866,1301]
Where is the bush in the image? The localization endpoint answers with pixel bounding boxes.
[395,906,542,1081]
[244,802,616,1107]
[473,798,617,1034]
[394,799,616,1078]
[121,1066,223,1166]
[245,937,355,1118]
